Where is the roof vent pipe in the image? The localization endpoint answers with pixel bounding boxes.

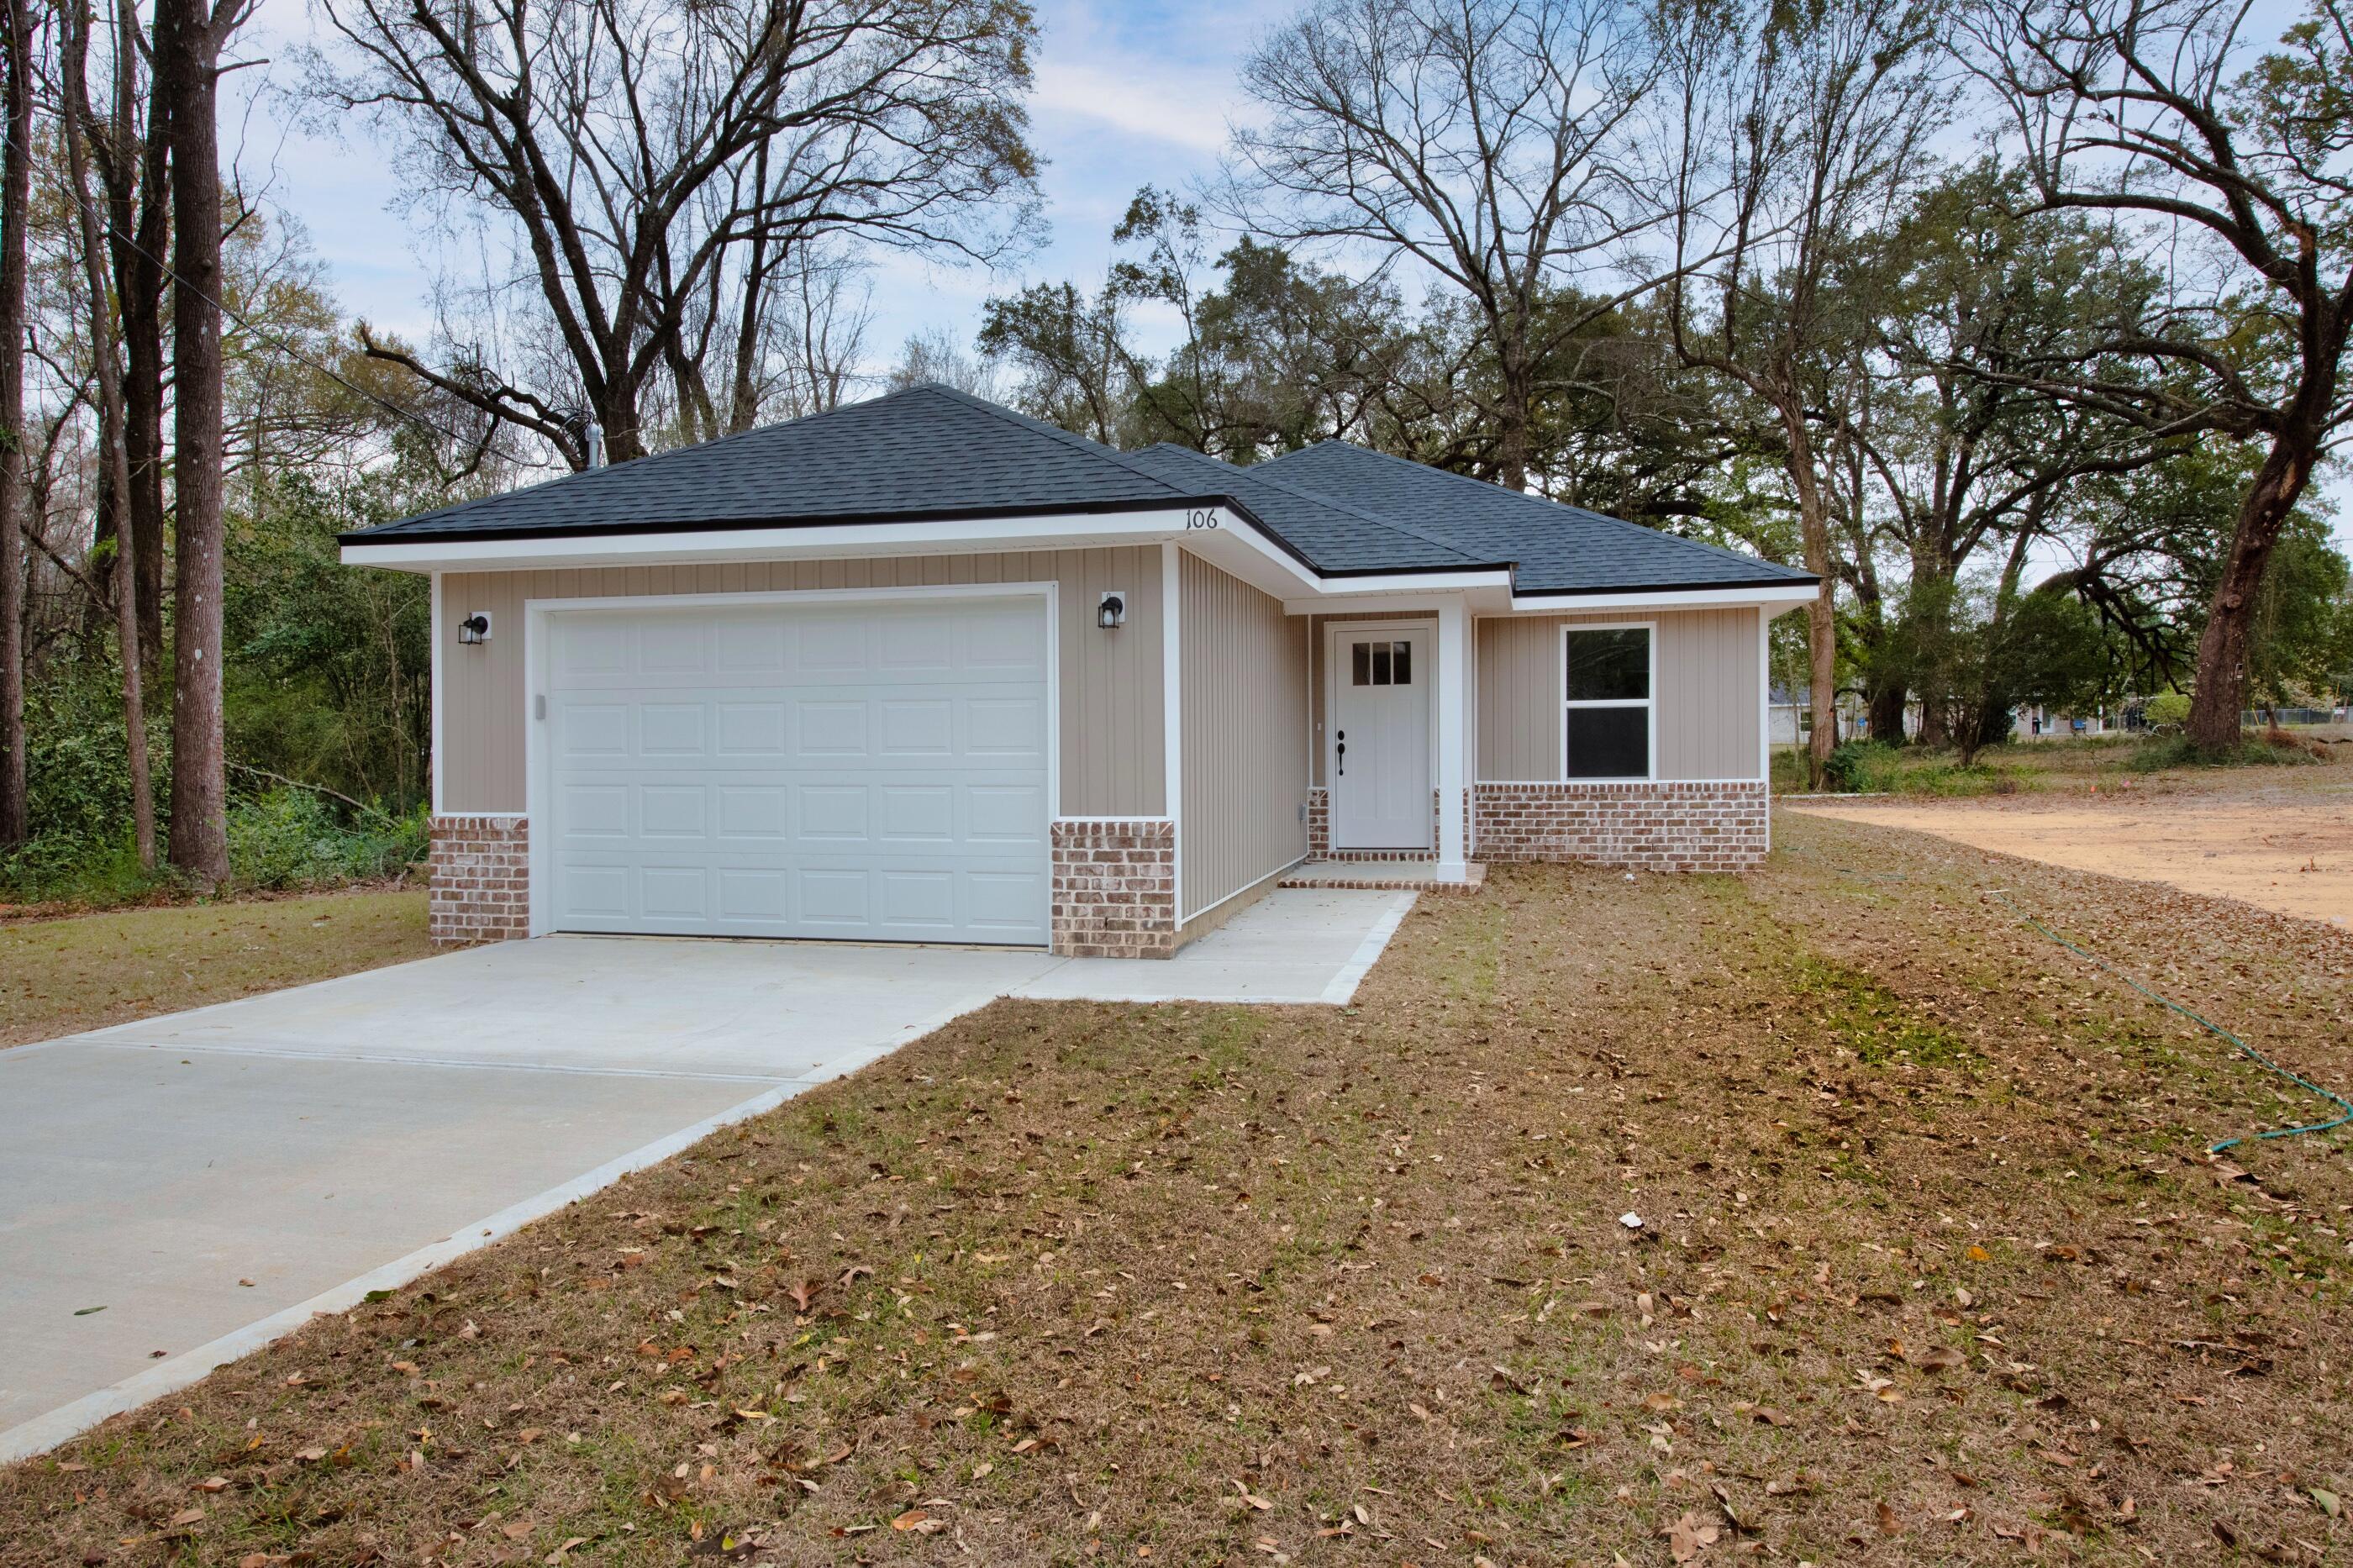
[584,421,604,470]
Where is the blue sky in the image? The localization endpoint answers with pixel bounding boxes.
[234,0,1269,371]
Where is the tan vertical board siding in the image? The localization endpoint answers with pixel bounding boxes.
[1181,551,1310,918]
[1306,609,1445,787]
[436,549,1165,814]
[1477,608,1761,781]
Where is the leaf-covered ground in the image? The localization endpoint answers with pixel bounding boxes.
[0,887,431,1050]
[4,813,2349,1566]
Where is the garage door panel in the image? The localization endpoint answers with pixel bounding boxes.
[638,786,708,839]
[793,616,868,674]
[797,868,871,927]
[876,613,957,675]
[968,785,1047,843]
[877,786,955,842]
[560,703,630,757]
[796,701,868,756]
[713,616,787,674]
[716,867,790,921]
[877,700,954,756]
[967,871,1048,930]
[715,787,789,841]
[640,865,710,919]
[797,785,869,842]
[640,618,709,674]
[966,696,1046,759]
[715,702,788,756]
[546,597,1050,945]
[639,705,708,757]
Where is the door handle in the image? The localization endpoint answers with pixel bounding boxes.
[1335,730,1345,776]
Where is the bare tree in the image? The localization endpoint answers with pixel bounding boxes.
[1227,0,1667,491]
[308,0,1040,468]
[61,0,155,867]
[1658,0,1944,786]
[161,0,258,887]
[1961,0,2353,749]
[0,0,34,845]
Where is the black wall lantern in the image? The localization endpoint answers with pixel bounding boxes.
[1097,591,1127,630]
[457,611,493,645]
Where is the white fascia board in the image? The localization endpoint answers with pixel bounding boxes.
[1503,583,1819,614]
[340,508,1224,574]
[1279,575,1517,615]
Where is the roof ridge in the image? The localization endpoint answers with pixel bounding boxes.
[1272,439,1812,580]
[1133,442,1498,568]
[912,384,1195,502]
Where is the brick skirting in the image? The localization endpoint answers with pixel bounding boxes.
[1050,818,1177,958]
[1472,781,1768,872]
[1304,787,1444,861]
[429,815,529,944]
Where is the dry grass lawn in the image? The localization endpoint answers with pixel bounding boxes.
[0,887,432,1050]
[3,817,2350,1566]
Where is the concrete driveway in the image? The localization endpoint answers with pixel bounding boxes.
[0,887,1411,1460]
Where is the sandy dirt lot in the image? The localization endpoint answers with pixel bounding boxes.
[1788,771,2353,927]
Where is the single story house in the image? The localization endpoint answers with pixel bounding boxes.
[341,385,1819,957]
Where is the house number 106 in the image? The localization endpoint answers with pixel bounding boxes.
[1184,509,1219,529]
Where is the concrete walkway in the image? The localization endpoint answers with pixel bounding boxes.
[0,887,1412,1460]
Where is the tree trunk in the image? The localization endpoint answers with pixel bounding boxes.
[0,0,33,846]
[103,11,171,691]
[63,0,155,867]
[2186,429,2321,750]
[1866,681,1906,748]
[1492,329,1532,492]
[1779,401,1838,790]
[163,0,231,886]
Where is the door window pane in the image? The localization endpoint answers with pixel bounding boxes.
[1390,641,1411,684]
[1566,707,1649,778]
[1566,628,1649,702]
[1351,641,1371,686]
[1371,643,1392,684]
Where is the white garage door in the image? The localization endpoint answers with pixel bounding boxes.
[541,595,1050,944]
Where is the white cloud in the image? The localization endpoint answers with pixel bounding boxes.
[1030,57,1236,154]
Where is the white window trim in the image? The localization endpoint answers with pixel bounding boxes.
[1559,620,1657,782]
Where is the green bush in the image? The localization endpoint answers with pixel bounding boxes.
[2144,691,2192,729]
[225,790,429,891]
[1823,740,1896,792]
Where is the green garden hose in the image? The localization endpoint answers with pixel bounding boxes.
[1988,889,2353,1155]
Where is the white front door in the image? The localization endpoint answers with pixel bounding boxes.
[540,593,1051,945]
[1329,624,1431,850]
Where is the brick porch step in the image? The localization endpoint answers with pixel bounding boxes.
[1277,861,1487,895]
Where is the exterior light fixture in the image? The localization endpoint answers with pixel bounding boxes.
[1098,591,1127,630]
[458,611,492,645]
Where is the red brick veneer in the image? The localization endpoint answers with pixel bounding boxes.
[1303,787,1444,862]
[1050,818,1177,958]
[429,815,530,944]
[1471,781,1767,871]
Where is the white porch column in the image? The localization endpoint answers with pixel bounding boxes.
[1436,595,1471,880]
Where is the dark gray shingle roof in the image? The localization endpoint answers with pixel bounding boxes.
[348,384,1201,540]
[1251,441,1814,596]
[346,385,1814,595]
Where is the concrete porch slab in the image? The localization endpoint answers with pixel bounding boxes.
[1013,887,1416,1005]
